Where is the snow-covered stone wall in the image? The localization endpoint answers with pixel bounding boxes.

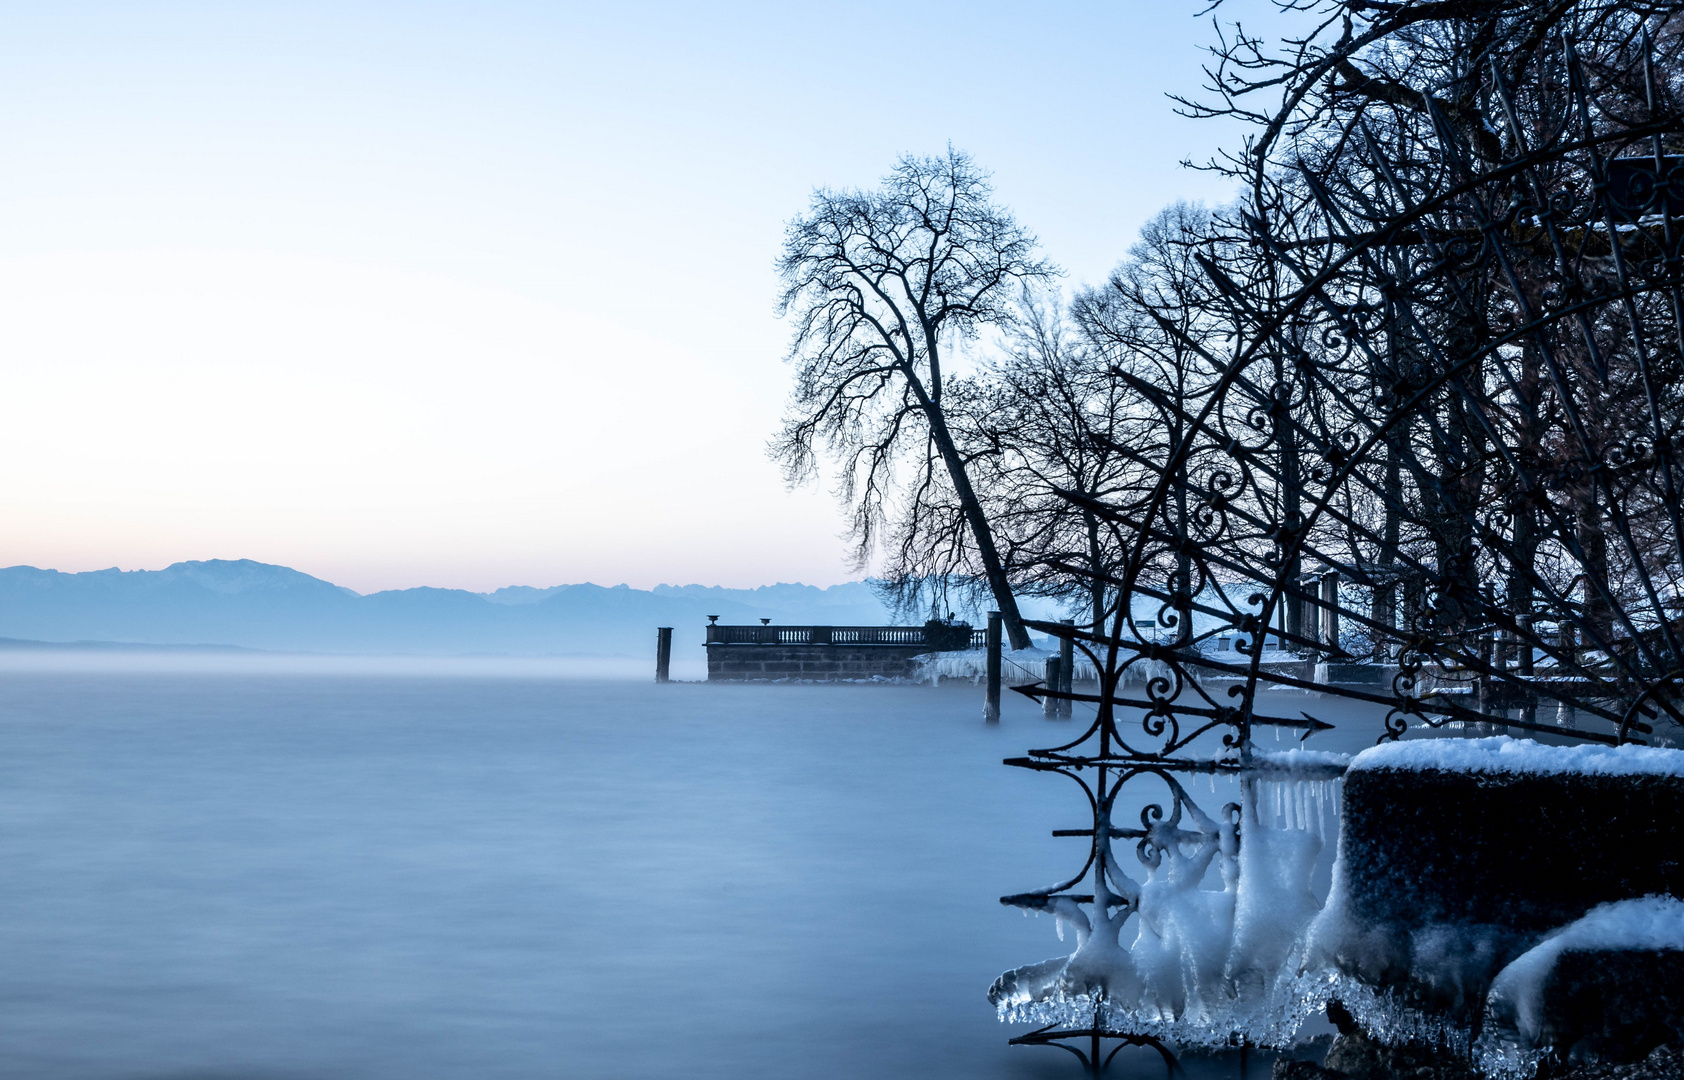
[1303,737,1684,1069]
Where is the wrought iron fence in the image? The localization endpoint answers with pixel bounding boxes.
[995,36,1684,1075]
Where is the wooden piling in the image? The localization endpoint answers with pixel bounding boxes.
[655,626,672,683]
[985,611,1002,722]
[1058,619,1074,717]
[1044,657,1062,718]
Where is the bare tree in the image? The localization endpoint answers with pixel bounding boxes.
[942,291,1140,637]
[1074,203,1243,647]
[772,148,1057,650]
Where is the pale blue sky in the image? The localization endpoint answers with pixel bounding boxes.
[0,2,1246,592]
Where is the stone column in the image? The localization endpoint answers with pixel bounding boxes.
[1321,571,1340,652]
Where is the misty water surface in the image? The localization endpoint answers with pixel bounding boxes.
[0,664,1401,1079]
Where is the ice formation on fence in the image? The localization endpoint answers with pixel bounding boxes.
[1296,893,1492,1056]
[997,735,1683,1074]
[1474,896,1684,1079]
[990,767,1345,1048]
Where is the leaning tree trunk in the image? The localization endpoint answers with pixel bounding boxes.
[1085,510,1107,640]
[906,369,1033,650]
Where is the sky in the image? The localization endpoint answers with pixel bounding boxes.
[0,1,1250,593]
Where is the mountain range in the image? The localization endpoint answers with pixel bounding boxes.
[0,560,896,657]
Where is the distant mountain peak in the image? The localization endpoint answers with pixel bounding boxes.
[158,559,349,596]
[482,584,571,606]
[0,562,902,655]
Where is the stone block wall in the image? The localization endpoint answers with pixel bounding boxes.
[706,644,930,681]
[1318,738,1684,1024]
[1339,765,1684,936]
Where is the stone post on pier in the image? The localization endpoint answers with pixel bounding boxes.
[1320,571,1340,652]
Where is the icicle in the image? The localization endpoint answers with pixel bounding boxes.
[994,768,1347,1048]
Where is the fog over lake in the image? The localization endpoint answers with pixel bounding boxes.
[0,662,1414,1079]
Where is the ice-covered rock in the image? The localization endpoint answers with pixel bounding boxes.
[1475,897,1684,1078]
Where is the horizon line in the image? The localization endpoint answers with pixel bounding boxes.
[0,557,881,599]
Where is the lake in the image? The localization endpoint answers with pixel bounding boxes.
[0,660,1401,1079]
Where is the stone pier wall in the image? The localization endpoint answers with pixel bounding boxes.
[706,644,930,681]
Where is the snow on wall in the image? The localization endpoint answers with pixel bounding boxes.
[1350,735,1684,777]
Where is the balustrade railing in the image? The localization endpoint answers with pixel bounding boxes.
[705,623,983,649]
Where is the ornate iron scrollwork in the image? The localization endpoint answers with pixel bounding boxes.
[996,34,1684,1075]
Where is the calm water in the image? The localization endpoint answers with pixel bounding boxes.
[0,664,1397,1079]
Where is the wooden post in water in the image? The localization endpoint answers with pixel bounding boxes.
[1518,614,1535,677]
[1058,619,1074,717]
[655,627,672,683]
[1043,657,1061,718]
[985,611,1002,722]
